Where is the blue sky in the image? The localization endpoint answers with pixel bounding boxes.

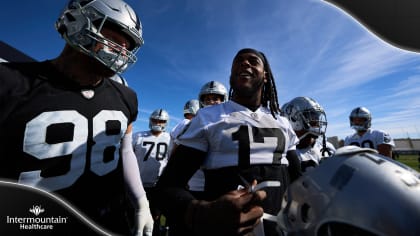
[1,0,420,140]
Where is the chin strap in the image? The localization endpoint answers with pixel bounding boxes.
[320,133,333,157]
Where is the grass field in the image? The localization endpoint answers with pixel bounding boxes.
[395,154,420,172]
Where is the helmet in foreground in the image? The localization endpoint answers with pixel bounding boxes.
[281,97,327,138]
[149,109,169,132]
[56,0,144,73]
[277,146,420,236]
[183,99,200,116]
[349,107,371,131]
[198,81,228,107]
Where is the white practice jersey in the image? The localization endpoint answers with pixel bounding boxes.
[170,118,191,141]
[170,118,205,192]
[178,101,299,169]
[344,128,395,150]
[169,118,191,153]
[133,130,171,187]
[297,139,336,165]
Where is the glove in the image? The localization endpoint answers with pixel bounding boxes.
[185,188,266,236]
[134,196,154,236]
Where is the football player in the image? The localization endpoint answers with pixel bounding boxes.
[198,80,228,108]
[344,107,395,158]
[0,0,153,235]
[156,48,301,236]
[169,99,200,155]
[281,97,335,172]
[133,109,171,236]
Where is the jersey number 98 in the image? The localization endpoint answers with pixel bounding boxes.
[19,110,127,191]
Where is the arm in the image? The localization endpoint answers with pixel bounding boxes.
[155,145,205,223]
[377,144,393,158]
[156,145,266,235]
[377,131,394,158]
[286,150,302,182]
[122,124,153,236]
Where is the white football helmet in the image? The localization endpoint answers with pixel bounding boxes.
[277,146,420,236]
[198,81,228,107]
[281,97,327,138]
[183,99,200,116]
[149,109,169,132]
[55,0,144,73]
[349,107,371,131]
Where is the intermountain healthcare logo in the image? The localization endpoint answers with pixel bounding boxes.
[29,205,44,216]
[6,205,68,230]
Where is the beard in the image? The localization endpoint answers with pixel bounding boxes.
[229,74,265,98]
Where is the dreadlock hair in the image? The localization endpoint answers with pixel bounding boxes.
[228,48,281,119]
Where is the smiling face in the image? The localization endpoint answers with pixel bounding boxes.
[229,51,267,102]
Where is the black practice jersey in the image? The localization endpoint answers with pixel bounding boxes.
[0,61,138,232]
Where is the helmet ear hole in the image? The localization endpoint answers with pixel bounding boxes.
[65,12,77,22]
[56,12,76,35]
[57,24,67,35]
[301,203,311,223]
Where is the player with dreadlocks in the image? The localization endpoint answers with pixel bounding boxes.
[155,48,301,236]
[228,48,281,119]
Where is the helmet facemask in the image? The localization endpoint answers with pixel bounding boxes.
[296,109,327,140]
[349,107,371,131]
[87,22,139,73]
[350,118,370,132]
[149,109,169,132]
[149,119,167,132]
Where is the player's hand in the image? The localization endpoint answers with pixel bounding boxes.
[186,186,266,236]
[134,196,154,236]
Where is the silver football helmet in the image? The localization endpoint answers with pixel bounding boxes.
[277,146,420,236]
[183,99,200,116]
[55,0,144,73]
[281,97,327,138]
[198,81,228,107]
[149,109,169,132]
[349,107,371,131]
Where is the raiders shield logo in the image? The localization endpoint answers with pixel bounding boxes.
[81,89,95,99]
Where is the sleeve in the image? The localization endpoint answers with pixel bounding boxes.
[279,116,299,151]
[378,130,395,147]
[286,150,302,182]
[132,132,139,148]
[170,121,183,139]
[0,63,32,124]
[121,131,146,206]
[177,114,208,152]
[327,141,337,153]
[287,127,299,151]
